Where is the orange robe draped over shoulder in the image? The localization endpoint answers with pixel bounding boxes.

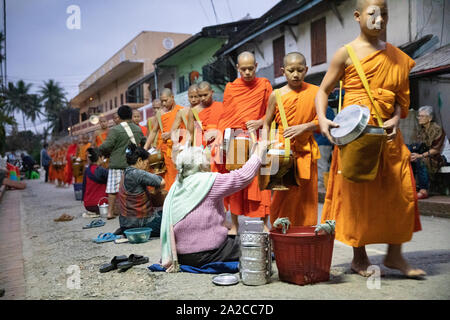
[270,83,321,227]
[95,130,108,147]
[213,77,273,217]
[158,105,184,191]
[321,43,421,247]
[77,143,91,162]
[193,101,222,147]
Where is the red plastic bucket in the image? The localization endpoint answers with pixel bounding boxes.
[270,226,334,286]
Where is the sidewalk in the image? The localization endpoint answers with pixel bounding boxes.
[0,189,26,299]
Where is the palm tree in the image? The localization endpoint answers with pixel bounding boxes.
[28,94,44,133]
[40,79,67,134]
[4,80,33,131]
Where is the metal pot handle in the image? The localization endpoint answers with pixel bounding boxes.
[97,196,109,206]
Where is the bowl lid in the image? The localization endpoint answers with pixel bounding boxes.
[212,273,239,286]
[330,105,370,139]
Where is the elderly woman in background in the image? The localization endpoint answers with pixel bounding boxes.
[160,141,268,269]
[410,106,447,199]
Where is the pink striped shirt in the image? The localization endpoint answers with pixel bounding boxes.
[173,155,262,254]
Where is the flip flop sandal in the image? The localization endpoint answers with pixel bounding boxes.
[83,219,105,229]
[83,212,100,218]
[117,260,134,271]
[99,255,128,273]
[92,232,120,243]
[127,254,149,266]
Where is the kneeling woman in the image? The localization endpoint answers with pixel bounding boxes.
[117,143,166,237]
[161,142,267,269]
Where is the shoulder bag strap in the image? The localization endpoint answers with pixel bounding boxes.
[345,44,384,127]
[120,122,137,145]
[274,89,291,161]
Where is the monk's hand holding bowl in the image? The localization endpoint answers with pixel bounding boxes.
[161,132,171,142]
[383,116,399,141]
[410,153,420,162]
[318,117,339,144]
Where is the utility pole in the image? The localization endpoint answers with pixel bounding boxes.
[3,0,6,88]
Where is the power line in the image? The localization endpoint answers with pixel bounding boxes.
[226,0,234,20]
[198,0,212,25]
[210,0,219,24]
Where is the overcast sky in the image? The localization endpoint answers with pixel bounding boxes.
[3,0,280,133]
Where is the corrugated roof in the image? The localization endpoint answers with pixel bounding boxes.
[410,44,450,77]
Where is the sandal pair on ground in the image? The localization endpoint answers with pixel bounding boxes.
[83,219,105,229]
[99,254,149,273]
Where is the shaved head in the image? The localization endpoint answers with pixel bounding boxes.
[188,84,199,93]
[160,88,173,98]
[198,81,212,91]
[237,51,256,66]
[283,52,306,67]
[356,0,386,11]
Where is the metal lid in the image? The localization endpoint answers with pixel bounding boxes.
[212,273,239,286]
[330,105,370,145]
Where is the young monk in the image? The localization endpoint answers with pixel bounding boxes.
[263,52,320,227]
[132,109,148,137]
[187,81,223,148]
[169,84,200,146]
[144,88,184,191]
[74,134,91,183]
[212,51,272,234]
[93,115,109,147]
[146,99,162,149]
[315,0,425,278]
[64,137,78,186]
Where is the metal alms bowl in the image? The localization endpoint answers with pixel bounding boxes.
[330,105,370,146]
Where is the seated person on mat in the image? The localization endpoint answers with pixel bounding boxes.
[82,147,109,218]
[116,143,165,237]
[160,141,268,269]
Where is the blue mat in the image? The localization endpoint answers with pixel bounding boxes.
[148,261,239,274]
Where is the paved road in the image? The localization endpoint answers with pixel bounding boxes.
[3,176,450,300]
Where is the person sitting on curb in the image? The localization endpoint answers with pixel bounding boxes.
[116,143,165,237]
[160,141,268,270]
[410,106,447,199]
[82,147,108,218]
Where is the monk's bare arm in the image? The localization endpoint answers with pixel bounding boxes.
[262,92,277,143]
[187,109,195,146]
[316,47,347,142]
[144,117,159,149]
[383,103,402,140]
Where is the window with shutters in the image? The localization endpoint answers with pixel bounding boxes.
[311,17,327,66]
[273,36,285,78]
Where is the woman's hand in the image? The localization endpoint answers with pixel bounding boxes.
[410,153,421,162]
[251,140,269,159]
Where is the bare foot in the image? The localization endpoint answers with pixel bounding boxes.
[351,258,375,277]
[227,226,238,236]
[383,257,426,279]
[263,225,270,233]
[106,215,116,220]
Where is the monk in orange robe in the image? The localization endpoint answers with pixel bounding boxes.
[74,134,91,183]
[146,99,162,148]
[48,145,56,183]
[169,84,199,147]
[93,115,109,147]
[212,51,272,234]
[54,143,66,187]
[144,88,184,191]
[132,109,148,138]
[64,137,78,185]
[316,0,425,278]
[187,81,222,148]
[263,52,320,227]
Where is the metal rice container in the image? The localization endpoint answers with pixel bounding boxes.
[240,270,271,286]
[240,232,270,247]
[330,105,371,145]
[239,230,272,286]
